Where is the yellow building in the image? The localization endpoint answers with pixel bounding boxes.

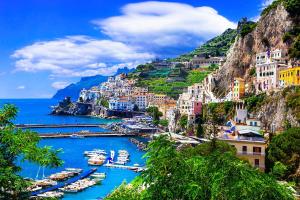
[218,130,266,171]
[232,78,245,101]
[279,66,300,87]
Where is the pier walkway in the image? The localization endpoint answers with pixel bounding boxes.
[16,123,106,128]
[39,132,137,138]
[31,168,97,196]
[104,163,146,171]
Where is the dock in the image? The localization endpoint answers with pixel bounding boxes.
[16,123,107,129]
[104,163,145,171]
[31,168,97,197]
[39,132,137,138]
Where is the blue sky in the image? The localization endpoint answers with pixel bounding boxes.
[0,0,272,98]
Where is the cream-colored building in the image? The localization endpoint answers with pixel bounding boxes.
[218,130,266,171]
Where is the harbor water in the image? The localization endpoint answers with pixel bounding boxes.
[0,99,146,199]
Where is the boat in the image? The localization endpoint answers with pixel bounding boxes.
[91,172,106,179]
[65,168,83,173]
[88,156,105,166]
[60,178,98,193]
[37,191,64,198]
[70,134,84,139]
[79,130,90,133]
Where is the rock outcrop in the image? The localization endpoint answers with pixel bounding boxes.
[213,4,293,94]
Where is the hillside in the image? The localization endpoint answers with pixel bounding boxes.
[172,28,237,61]
[52,67,134,100]
[212,1,299,96]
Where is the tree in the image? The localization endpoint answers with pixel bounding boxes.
[100,98,109,108]
[179,115,188,130]
[0,104,62,199]
[158,119,168,127]
[138,136,294,200]
[268,127,300,182]
[146,106,163,125]
[196,114,204,138]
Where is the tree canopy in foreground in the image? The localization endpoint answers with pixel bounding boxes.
[0,104,62,199]
[106,135,294,200]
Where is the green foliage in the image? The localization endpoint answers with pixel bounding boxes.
[244,93,266,112]
[100,98,109,108]
[285,86,300,122]
[271,161,288,179]
[208,63,219,71]
[146,106,162,125]
[159,119,168,127]
[268,127,300,182]
[172,28,237,61]
[186,70,211,85]
[105,181,143,200]
[196,114,204,138]
[136,63,155,72]
[283,0,300,17]
[179,115,188,129]
[261,0,282,16]
[0,104,62,199]
[249,67,256,76]
[240,22,257,37]
[137,136,293,200]
[206,101,234,124]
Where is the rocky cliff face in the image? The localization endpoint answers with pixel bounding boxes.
[213,4,293,94]
[256,89,300,131]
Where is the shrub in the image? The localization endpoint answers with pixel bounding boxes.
[240,22,257,37]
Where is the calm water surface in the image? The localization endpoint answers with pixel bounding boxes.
[0,99,146,200]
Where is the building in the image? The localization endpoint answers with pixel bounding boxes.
[232,78,245,101]
[133,95,148,111]
[234,102,247,124]
[279,66,300,87]
[255,49,287,92]
[166,108,179,133]
[218,130,266,171]
[108,97,135,111]
[191,55,225,68]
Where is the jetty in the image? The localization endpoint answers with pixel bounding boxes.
[104,163,145,172]
[31,168,97,197]
[39,132,137,138]
[16,123,106,128]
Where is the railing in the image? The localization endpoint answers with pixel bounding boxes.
[237,151,264,156]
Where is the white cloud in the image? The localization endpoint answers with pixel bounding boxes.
[12,36,154,77]
[93,1,236,48]
[17,85,25,90]
[51,81,70,89]
[12,1,236,78]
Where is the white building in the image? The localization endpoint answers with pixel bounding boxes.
[133,95,148,111]
[255,49,287,92]
[108,97,135,111]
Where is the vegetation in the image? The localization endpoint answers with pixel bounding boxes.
[186,70,211,85]
[106,136,294,200]
[284,86,300,122]
[261,0,300,18]
[268,127,300,182]
[172,28,237,62]
[261,0,282,16]
[146,106,163,125]
[204,101,234,124]
[239,21,257,37]
[0,104,62,199]
[159,119,168,127]
[244,93,266,112]
[179,115,188,130]
[196,114,204,138]
[100,98,109,108]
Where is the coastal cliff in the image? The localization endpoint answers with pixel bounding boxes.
[213,3,293,95]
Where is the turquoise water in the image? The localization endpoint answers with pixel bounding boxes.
[0,99,146,199]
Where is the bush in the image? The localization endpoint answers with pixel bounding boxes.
[240,22,257,37]
[159,119,168,127]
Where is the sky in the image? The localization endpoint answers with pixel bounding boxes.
[0,0,274,98]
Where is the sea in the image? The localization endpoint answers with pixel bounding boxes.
[0,99,146,200]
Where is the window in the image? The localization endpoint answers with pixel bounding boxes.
[253,147,261,155]
[254,159,260,167]
[242,146,247,154]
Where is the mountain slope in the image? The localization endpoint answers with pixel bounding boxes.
[212,2,295,96]
[172,28,237,61]
[52,67,134,100]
